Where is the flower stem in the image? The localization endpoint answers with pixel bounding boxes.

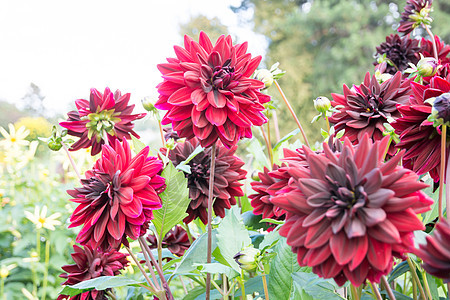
[325,116,331,135]
[182,223,193,244]
[61,142,82,181]
[381,275,396,300]
[272,110,281,142]
[370,281,383,300]
[139,236,173,300]
[158,120,166,146]
[350,284,360,300]
[382,135,394,161]
[446,145,450,222]
[223,274,228,300]
[439,124,447,220]
[125,246,157,294]
[274,80,310,148]
[262,273,269,300]
[260,125,273,166]
[423,25,438,60]
[239,273,246,299]
[421,270,433,300]
[407,256,427,300]
[211,279,224,295]
[206,142,217,300]
[106,290,117,300]
[42,239,50,300]
[137,237,162,291]
[412,274,418,300]
[1,276,5,300]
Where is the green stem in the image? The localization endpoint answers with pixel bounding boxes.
[182,223,193,244]
[223,274,228,300]
[262,273,269,300]
[205,143,217,300]
[260,125,273,166]
[370,281,383,300]
[42,239,50,300]
[412,275,418,300]
[211,279,224,296]
[239,271,246,299]
[350,284,360,300]
[438,124,447,220]
[158,120,166,146]
[124,246,157,294]
[381,275,396,300]
[1,276,5,300]
[423,25,438,60]
[137,237,161,291]
[272,110,281,142]
[274,80,310,148]
[61,142,82,181]
[106,290,117,300]
[421,271,432,300]
[407,256,427,300]
[382,135,394,161]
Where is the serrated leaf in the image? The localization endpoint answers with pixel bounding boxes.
[175,230,217,275]
[131,135,147,154]
[259,230,281,251]
[273,128,300,152]
[291,272,344,300]
[176,145,204,172]
[268,237,302,300]
[216,206,252,272]
[234,275,265,297]
[59,286,93,297]
[152,162,190,239]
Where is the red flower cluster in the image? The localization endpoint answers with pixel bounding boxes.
[161,137,246,224]
[155,32,270,148]
[271,135,433,286]
[147,225,192,257]
[392,76,450,184]
[58,244,129,300]
[68,139,165,251]
[60,88,145,156]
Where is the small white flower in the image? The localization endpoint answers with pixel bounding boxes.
[24,205,62,231]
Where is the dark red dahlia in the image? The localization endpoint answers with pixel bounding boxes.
[420,36,450,65]
[60,88,145,156]
[249,164,288,221]
[392,76,450,184]
[58,244,129,300]
[398,0,433,35]
[68,139,165,251]
[271,135,433,286]
[146,225,192,257]
[415,219,450,283]
[329,71,410,154]
[161,137,246,224]
[375,34,420,75]
[155,32,270,149]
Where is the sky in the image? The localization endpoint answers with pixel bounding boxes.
[0,0,266,116]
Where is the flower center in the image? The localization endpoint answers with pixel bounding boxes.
[10,137,16,142]
[201,59,239,93]
[84,109,121,142]
[38,217,46,225]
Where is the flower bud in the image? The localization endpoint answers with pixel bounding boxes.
[313,96,331,114]
[48,138,63,151]
[165,138,177,150]
[233,246,260,272]
[254,69,274,89]
[428,93,450,126]
[142,97,158,113]
[417,57,439,77]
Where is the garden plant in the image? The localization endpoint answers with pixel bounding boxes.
[1,0,450,299]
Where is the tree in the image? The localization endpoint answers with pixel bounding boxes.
[179,15,230,43]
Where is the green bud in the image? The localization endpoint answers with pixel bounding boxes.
[233,246,260,272]
[165,138,177,150]
[417,56,438,77]
[251,171,261,181]
[254,69,274,89]
[142,97,158,113]
[313,96,331,114]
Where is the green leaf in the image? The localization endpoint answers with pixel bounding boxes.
[216,206,252,272]
[268,237,302,300]
[258,230,281,251]
[260,218,285,225]
[234,275,265,297]
[291,272,344,300]
[273,128,300,152]
[175,230,217,275]
[242,211,269,230]
[388,260,409,283]
[193,263,239,279]
[60,276,145,297]
[380,290,413,300]
[175,145,204,174]
[152,162,190,239]
[425,273,440,300]
[246,138,269,169]
[240,194,252,213]
[131,135,147,154]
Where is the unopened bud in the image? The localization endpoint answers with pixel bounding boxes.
[428,93,450,126]
[233,246,260,272]
[142,97,158,113]
[254,69,274,89]
[48,139,63,151]
[314,96,331,114]
[417,57,438,77]
[165,138,177,150]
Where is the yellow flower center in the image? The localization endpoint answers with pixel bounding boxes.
[38,217,46,225]
[10,137,16,142]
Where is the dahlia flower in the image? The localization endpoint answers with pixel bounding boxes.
[249,164,288,221]
[161,137,246,224]
[375,34,420,75]
[68,139,165,251]
[329,71,410,154]
[398,0,433,35]
[60,88,145,156]
[420,36,450,65]
[392,75,450,184]
[58,244,129,300]
[415,219,450,283]
[271,135,433,286]
[155,32,270,149]
[146,225,192,257]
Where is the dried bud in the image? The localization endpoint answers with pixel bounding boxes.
[233,246,260,272]
[417,56,439,77]
[313,96,331,114]
[254,69,274,89]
